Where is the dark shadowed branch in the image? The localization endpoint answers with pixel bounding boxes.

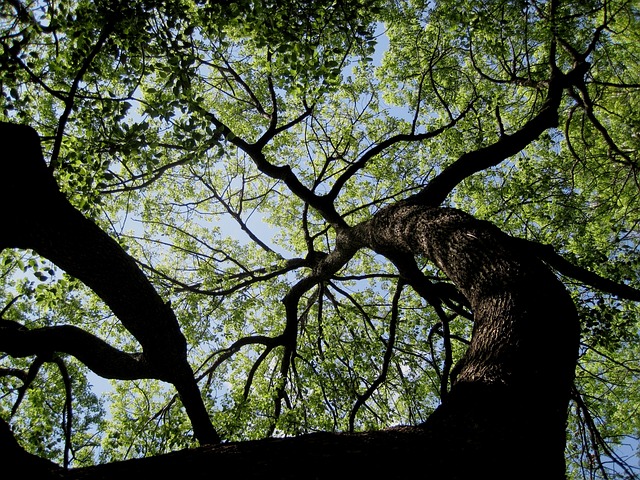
[410,57,590,207]
[518,238,640,302]
[0,122,219,445]
[0,321,155,380]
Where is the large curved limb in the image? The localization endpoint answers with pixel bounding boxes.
[0,122,219,444]
[0,321,154,380]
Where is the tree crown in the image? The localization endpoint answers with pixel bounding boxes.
[1,0,639,477]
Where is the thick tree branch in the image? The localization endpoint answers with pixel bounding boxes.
[192,105,345,227]
[354,204,579,431]
[0,321,156,380]
[517,238,640,302]
[411,62,589,207]
[0,122,219,445]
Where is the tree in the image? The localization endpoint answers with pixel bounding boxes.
[1,0,639,478]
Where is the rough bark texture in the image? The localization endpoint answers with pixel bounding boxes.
[357,204,581,477]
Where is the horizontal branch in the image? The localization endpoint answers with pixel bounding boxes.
[0,322,155,380]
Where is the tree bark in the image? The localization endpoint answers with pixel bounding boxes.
[356,204,580,477]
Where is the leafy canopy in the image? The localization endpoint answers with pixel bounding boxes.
[1,0,639,477]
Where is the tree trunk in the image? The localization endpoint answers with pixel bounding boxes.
[358,204,580,478]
